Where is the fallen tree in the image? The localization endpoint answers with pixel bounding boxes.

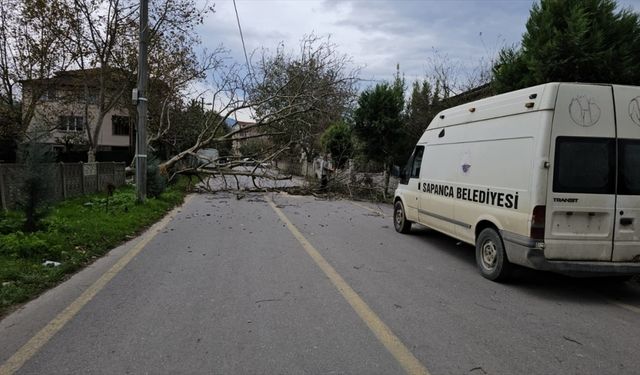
[155,34,359,189]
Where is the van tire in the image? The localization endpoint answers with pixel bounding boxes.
[394,201,412,234]
[476,228,511,281]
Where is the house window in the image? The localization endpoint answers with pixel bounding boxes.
[58,116,84,132]
[42,88,57,101]
[112,115,130,136]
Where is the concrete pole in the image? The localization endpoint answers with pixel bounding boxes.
[135,0,149,202]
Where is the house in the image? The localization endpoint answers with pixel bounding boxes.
[20,69,134,162]
[229,119,260,155]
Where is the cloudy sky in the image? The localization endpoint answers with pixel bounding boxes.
[195,0,640,119]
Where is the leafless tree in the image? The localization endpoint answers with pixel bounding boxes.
[0,0,73,141]
[252,35,360,161]
[1,0,216,160]
[425,48,492,99]
[146,46,227,150]
[157,34,361,190]
[62,0,215,162]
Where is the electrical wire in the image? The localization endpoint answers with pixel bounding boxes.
[233,0,252,79]
[232,0,256,122]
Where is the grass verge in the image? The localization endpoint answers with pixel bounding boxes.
[0,179,189,318]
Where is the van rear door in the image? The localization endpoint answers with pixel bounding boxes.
[546,84,616,261]
[612,85,640,262]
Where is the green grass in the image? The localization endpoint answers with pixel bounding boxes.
[0,178,189,317]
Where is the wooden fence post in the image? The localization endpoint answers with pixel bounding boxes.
[60,162,67,199]
[96,162,100,192]
[80,162,85,195]
[0,164,6,211]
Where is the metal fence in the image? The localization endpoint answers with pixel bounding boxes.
[0,162,126,210]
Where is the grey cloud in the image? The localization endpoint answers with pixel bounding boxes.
[196,0,640,92]
[340,1,527,82]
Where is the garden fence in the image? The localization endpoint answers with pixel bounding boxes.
[0,162,126,210]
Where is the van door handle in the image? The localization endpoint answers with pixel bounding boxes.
[620,217,633,226]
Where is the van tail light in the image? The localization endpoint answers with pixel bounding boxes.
[531,205,546,240]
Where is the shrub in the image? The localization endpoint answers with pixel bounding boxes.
[17,138,55,232]
[0,232,50,259]
[147,155,167,198]
[0,211,24,235]
[321,121,353,169]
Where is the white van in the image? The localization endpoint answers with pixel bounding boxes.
[393,82,640,281]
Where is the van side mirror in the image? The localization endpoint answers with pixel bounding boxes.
[391,165,401,177]
[400,168,409,183]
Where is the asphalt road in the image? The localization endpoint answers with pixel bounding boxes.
[1,192,640,375]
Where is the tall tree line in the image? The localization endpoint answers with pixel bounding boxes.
[493,0,640,93]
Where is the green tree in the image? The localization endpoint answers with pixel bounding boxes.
[320,121,353,169]
[405,79,443,146]
[146,155,167,198]
[18,135,55,232]
[493,0,640,93]
[353,70,405,196]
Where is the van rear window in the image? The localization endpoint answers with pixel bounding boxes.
[619,139,640,195]
[553,137,615,194]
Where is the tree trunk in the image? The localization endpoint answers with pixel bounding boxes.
[383,161,390,200]
[87,111,106,163]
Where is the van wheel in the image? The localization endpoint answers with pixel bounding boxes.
[394,201,412,234]
[476,228,511,281]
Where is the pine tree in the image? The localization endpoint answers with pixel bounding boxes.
[353,66,406,196]
[405,80,443,146]
[493,0,640,93]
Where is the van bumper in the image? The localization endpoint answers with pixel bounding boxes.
[501,231,640,277]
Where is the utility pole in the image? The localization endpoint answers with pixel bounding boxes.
[134,0,149,202]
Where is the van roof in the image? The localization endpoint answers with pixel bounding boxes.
[424,82,615,132]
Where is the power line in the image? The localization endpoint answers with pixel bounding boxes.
[233,0,252,79]
[232,0,256,121]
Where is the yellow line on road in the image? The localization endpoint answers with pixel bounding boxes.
[266,195,430,375]
[0,195,192,375]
